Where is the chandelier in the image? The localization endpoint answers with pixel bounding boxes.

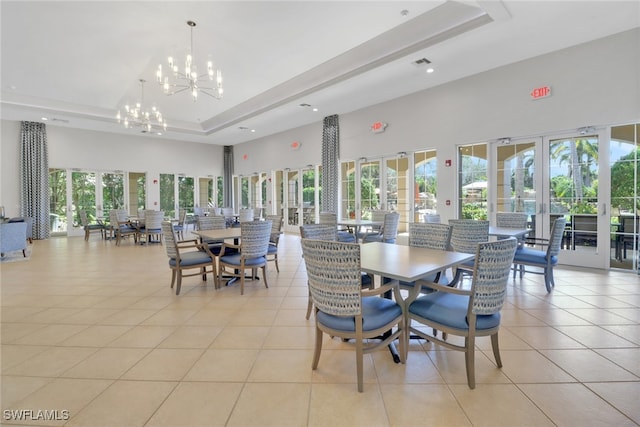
[156,20,223,101]
[116,79,167,134]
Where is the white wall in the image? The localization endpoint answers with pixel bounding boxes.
[233,28,640,219]
[0,122,223,217]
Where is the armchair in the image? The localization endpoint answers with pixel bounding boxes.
[405,237,517,389]
[0,222,28,257]
[301,238,406,392]
[161,221,217,295]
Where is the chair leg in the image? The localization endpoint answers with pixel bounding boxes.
[491,333,502,368]
[465,336,476,389]
[170,270,176,289]
[544,267,553,292]
[356,338,364,393]
[274,255,280,272]
[176,273,182,295]
[262,266,269,289]
[312,325,323,370]
[306,288,313,320]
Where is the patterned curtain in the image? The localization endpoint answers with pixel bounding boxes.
[223,145,234,208]
[321,115,340,213]
[20,121,50,239]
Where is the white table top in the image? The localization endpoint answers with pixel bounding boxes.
[488,226,530,239]
[359,242,474,283]
[191,228,242,240]
[337,219,383,227]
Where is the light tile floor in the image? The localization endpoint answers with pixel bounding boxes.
[1,232,639,426]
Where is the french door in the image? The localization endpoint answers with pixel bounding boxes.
[49,169,143,237]
[490,130,610,269]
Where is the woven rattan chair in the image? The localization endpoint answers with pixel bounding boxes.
[399,223,453,293]
[448,219,489,286]
[80,210,105,241]
[405,237,518,389]
[424,213,441,223]
[512,218,566,292]
[496,212,528,229]
[318,211,355,242]
[218,220,272,295]
[361,212,400,243]
[109,210,139,246]
[265,214,283,272]
[300,224,374,319]
[161,221,217,295]
[301,238,406,392]
[173,208,187,240]
[141,210,164,245]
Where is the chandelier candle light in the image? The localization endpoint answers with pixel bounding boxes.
[117,79,167,134]
[157,20,223,101]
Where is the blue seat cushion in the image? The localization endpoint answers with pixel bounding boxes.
[408,292,500,331]
[317,296,402,332]
[220,254,267,266]
[513,247,557,265]
[267,244,278,254]
[169,251,213,267]
[337,231,356,242]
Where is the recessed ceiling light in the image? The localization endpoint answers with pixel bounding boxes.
[426,67,435,74]
[312,108,318,112]
[41,117,48,121]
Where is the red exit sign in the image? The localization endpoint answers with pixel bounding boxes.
[531,86,551,100]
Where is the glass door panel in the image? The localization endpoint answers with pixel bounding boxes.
[414,150,437,222]
[547,132,607,268]
[386,156,410,233]
[102,172,125,218]
[198,177,214,208]
[302,167,315,224]
[129,172,146,213]
[178,176,194,217]
[71,171,98,237]
[160,173,175,218]
[285,169,299,231]
[610,123,639,271]
[274,170,284,218]
[360,159,381,219]
[49,168,68,234]
[458,144,488,220]
[216,177,224,207]
[494,140,537,232]
[341,161,356,219]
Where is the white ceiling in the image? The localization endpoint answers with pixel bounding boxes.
[2,1,639,145]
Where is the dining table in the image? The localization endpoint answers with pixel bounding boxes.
[359,242,475,362]
[337,219,384,242]
[488,226,530,241]
[190,228,249,284]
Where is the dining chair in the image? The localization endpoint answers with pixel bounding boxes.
[196,215,230,255]
[424,213,441,223]
[361,212,400,244]
[399,223,453,294]
[405,237,518,389]
[512,217,566,292]
[318,211,355,242]
[238,208,255,223]
[299,224,374,319]
[218,220,272,295]
[221,207,236,227]
[495,212,528,229]
[79,210,105,241]
[141,210,164,245]
[173,208,187,239]
[109,210,139,246]
[161,221,218,295]
[265,214,283,272]
[300,238,406,392]
[448,219,489,286]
